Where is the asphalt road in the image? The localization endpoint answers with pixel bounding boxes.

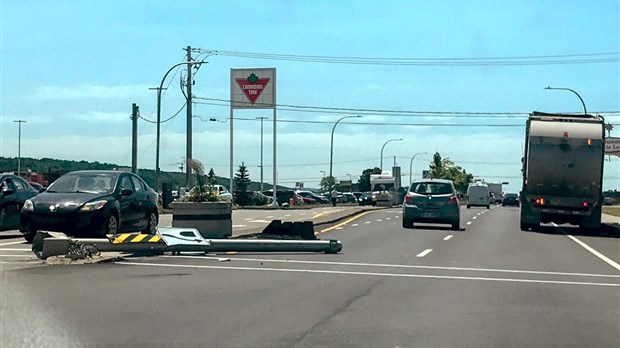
[1,206,619,347]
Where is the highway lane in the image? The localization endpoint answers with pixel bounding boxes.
[1,206,619,347]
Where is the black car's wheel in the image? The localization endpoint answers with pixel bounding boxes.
[142,210,158,235]
[402,218,413,229]
[451,221,460,230]
[98,214,119,237]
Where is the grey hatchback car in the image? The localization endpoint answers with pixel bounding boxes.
[402,179,460,230]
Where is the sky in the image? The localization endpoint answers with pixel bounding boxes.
[1,0,619,193]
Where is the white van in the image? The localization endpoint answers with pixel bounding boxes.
[467,184,490,209]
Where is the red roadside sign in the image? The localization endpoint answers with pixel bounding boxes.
[235,73,271,105]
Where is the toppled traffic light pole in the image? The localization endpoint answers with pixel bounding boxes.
[32,220,343,260]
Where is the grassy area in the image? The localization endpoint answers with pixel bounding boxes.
[602,206,620,217]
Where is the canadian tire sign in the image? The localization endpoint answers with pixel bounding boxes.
[231,68,275,109]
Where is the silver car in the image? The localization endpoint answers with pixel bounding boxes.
[402,179,460,230]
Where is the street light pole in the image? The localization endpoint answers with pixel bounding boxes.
[380,138,403,171]
[13,120,26,176]
[256,117,268,192]
[154,60,205,192]
[544,86,587,116]
[409,152,428,187]
[330,115,361,178]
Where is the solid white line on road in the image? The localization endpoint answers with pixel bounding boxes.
[0,248,32,251]
[232,225,247,228]
[416,249,433,258]
[443,235,453,241]
[167,256,620,278]
[0,241,26,246]
[467,221,473,225]
[566,235,620,272]
[119,261,620,287]
[244,218,253,221]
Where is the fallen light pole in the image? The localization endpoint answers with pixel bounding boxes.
[32,223,343,260]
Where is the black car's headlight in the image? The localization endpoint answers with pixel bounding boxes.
[80,200,108,212]
[23,199,34,212]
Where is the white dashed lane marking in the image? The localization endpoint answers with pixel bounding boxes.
[416,249,433,258]
[443,235,453,241]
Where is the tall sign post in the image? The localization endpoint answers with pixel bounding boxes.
[230,68,276,202]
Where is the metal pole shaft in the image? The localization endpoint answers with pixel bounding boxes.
[185,46,193,188]
[17,122,22,176]
[131,103,138,174]
[260,117,264,192]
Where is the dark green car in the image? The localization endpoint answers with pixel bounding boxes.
[402,179,460,230]
[0,174,40,231]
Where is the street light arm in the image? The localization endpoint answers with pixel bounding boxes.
[329,115,361,177]
[544,86,587,116]
[409,152,428,187]
[155,60,207,191]
[380,138,403,171]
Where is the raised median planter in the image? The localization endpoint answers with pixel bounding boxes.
[171,201,232,239]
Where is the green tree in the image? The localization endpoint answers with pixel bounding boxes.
[427,152,473,193]
[357,167,382,192]
[233,162,252,206]
[320,176,337,193]
[185,160,220,202]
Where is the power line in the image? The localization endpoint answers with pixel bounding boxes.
[197,49,620,66]
[192,97,620,118]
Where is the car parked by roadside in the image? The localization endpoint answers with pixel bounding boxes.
[296,190,329,204]
[186,184,233,203]
[28,181,46,193]
[19,170,159,243]
[0,174,40,231]
[402,179,460,230]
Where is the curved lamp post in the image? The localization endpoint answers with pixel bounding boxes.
[154,60,205,191]
[380,138,403,171]
[544,86,587,116]
[409,152,428,187]
[329,115,361,178]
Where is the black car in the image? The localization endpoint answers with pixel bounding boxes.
[355,192,373,206]
[0,174,40,231]
[20,170,159,242]
[501,193,520,207]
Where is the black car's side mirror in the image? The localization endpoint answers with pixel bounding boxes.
[121,189,134,196]
[38,188,46,193]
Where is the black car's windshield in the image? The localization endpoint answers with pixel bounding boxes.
[47,174,117,194]
[411,182,453,195]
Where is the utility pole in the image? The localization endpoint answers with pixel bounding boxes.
[184,46,193,188]
[131,103,139,174]
[13,120,26,176]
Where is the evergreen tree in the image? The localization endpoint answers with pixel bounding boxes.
[234,162,252,206]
